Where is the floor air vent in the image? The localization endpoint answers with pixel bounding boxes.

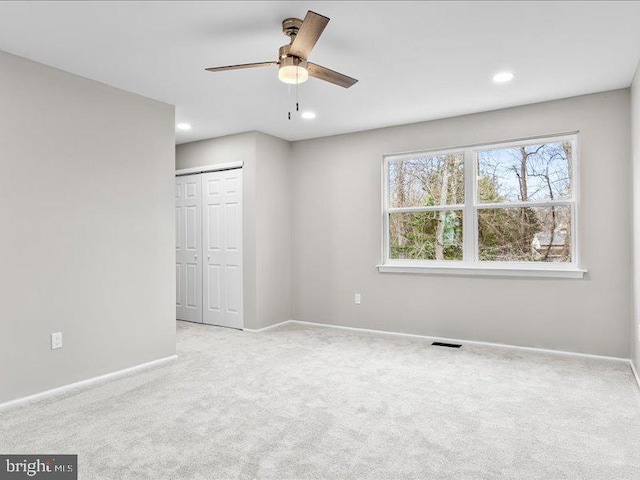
[432,342,462,348]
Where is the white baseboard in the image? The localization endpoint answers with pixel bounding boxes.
[0,354,177,412]
[631,361,640,392]
[3,323,636,412]
[283,319,631,364]
[244,319,640,389]
[243,320,291,333]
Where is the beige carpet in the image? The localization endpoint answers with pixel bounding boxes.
[1,320,640,479]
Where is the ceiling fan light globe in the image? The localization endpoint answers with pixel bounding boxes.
[278,65,309,84]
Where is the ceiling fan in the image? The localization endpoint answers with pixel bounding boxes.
[205,11,358,89]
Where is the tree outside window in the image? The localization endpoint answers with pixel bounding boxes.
[384,135,576,268]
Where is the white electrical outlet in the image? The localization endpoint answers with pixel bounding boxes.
[354,293,361,305]
[51,332,63,350]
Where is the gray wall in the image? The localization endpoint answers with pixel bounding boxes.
[175,132,292,330]
[255,133,293,329]
[632,62,640,371]
[291,90,632,358]
[0,50,176,404]
[175,132,256,170]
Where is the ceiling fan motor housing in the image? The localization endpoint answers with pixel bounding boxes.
[278,44,308,84]
[279,44,307,67]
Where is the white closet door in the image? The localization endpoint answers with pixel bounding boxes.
[202,169,243,329]
[175,175,203,323]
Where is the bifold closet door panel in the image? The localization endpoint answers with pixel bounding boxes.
[202,169,243,329]
[175,175,203,323]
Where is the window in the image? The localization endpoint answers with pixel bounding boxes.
[380,134,583,278]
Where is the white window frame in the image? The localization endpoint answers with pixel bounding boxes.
[378,133,586,278]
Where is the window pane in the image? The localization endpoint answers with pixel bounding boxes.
[477,141,572,203]
[389,211,463,260]
[478,206,572,262]
[389,153,464,208]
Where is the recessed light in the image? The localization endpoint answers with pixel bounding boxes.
[301,111,316,120]
[493,72,514,83]
[176,123,192,130]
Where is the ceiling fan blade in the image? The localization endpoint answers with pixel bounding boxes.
[205,61,277,73]
[307,63,358,88]
[289,11,330,59]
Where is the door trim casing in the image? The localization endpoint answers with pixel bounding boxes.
[175,161,243,177]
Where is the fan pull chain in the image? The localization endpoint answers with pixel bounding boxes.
[286,69,302,120]
[296,66,300,112]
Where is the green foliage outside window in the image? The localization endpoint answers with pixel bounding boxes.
[388,142,572,263]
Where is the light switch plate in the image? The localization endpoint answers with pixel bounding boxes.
[355,293,361,305]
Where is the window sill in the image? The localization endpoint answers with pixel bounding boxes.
[376,263,586,279]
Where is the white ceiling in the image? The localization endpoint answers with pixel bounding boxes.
[1,1,639,144]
